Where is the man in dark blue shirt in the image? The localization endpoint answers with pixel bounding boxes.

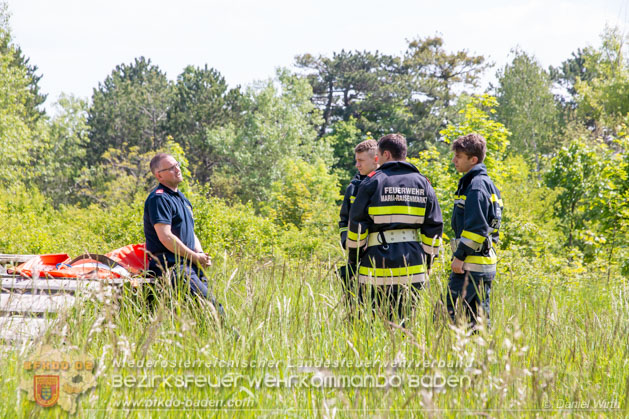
[144,153,218,305]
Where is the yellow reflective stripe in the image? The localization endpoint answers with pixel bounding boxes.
[347,230,368,241]
[464,254,497,265]
[420,234,441,247]
[454,195,466,200]
[350,196,356,204]
[358,264,426,277]
[461,230,486,244]
[339,227,348,233]
[491,194,503,206]
[368,206,426,216]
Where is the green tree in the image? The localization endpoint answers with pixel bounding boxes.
[0,2,46,125]
[263,158,339,230]
[399,36,487,150]
[295,36,487,149]
[0,3,38,187]
[584,133,629,273]
[440,94,511,180]
[495,50,560,168]
[544,140,601,249]
[87,57,172,164]
[295,49,386,138]
[206,70,329,206]
[550,48,593,106]
[573,26,629,134]
[408,144,458,239]
[33,95,90,204]
[75,139,190,206]
[167,65,245,183]
[324,118,371,185]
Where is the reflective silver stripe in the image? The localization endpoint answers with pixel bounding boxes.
[422,244,439,255]
[454,199,465,206]
[372,215,424,224]
[367,229,418,247]
[450,239,460,253]
[460,237,483,251]
[346,238,366,249]
[462,263,496,273]
[358,273,426,285]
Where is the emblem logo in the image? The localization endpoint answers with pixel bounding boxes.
[34,375,60,408]
[21,346,97,414]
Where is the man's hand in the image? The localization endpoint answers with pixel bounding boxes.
[451,257,465,274]
[194,252,212,268]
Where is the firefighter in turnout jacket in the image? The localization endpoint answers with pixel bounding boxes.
[347,134,443,320]
[338,140,379,297]
[448,133,503,329]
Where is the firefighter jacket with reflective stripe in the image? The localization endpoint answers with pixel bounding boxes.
[339,172,365,249]
[347,161,443,285]
[451,163,503,274]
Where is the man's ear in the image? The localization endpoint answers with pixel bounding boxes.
[472,156,479,165]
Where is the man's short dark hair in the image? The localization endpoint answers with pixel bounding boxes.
[150,153,171,175]
[354,139,378,154]
[378,134,407,160]
[451,133,486,163]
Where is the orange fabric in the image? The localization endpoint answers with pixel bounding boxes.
[105,243,147,274]
[10,254,70,278]
[10,244,148,279]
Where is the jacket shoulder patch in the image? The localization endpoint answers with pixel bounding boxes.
[155,189,164,194]
[367,170,377,178]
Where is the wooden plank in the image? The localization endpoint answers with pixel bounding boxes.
[1,278,105,294]
[0,273,154,286]
[0,254,35,264]
[0,294,75,313]
[0,317,51,341]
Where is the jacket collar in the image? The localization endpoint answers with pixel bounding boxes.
[378,160,420,173]
[457,164,487,191]
[157,183,179,195]
[350,172,367,184]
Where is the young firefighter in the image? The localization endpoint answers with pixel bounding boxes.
[448,133,503,329]
[347,134,443,322]
[338,139,379,298]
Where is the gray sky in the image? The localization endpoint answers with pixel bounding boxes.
[5,0,629,112]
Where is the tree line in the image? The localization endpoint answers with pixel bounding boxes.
[0,2,627,273]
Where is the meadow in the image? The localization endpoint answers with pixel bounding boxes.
[2,232,627,417]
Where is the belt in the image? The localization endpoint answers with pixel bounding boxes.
[367,229,418,247]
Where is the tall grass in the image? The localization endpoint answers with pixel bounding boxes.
[1,250,627,417]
